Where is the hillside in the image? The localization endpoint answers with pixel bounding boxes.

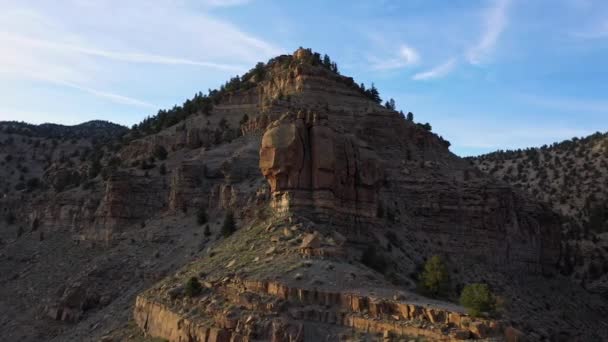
[470,133,608,232]
[0,48,606,342]
[470,133,608,298]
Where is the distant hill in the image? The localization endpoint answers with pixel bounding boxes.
[470,132,608,235]
[470,132,608,297]
[0,120,128,141]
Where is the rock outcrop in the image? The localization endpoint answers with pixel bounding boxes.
[90,172,167,240]
[260,111,381,220]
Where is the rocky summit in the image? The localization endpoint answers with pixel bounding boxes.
[0,48,607,342]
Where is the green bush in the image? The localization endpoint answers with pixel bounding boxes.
[459,283,496,317]
[185,277,202,297]
[418,255,450,298]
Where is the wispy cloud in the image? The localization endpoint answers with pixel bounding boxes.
[202,0,252,7]
[370,44,420,70]
[0,0,281,113]
[571,20,608,39]
[467,0,511,64]
[0,32,246,72]
[434,117,593,155]
[519,93,608,113]
[59,81,156,108]
[412,59,457,80]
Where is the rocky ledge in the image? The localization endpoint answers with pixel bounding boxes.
[134,276,519,342]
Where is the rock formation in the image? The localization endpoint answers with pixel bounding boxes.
[259,111,381,220]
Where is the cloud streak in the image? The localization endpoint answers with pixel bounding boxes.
[1,32,246,72]
[0,0,282,114]
[412,59,457,80]
[59,81,157,108]
[467,0,511,64]
[519,94,608,114]
[370,44,420,70]
[571,20,608,39]
[202,0,252,7]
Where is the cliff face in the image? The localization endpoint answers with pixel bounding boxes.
[259,111,381,220]
[254,68,560,276]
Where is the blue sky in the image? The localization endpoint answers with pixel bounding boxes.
[1,0,608,156]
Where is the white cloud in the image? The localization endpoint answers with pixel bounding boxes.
[399,45,420,65]
[370,44,420,70]
[467,0,511,64]
[412,59,457,80]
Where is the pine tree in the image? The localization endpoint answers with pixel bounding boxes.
[369,83,381,103]
[330,62,339,74]
[323,54,331,68]
[406,112,414,122]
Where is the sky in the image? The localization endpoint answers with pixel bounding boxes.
[1,0,608,156]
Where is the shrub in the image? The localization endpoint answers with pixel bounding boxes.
[32,218,40,231]
[5,212,16,225]
[222,211,236,237]
[26,177,41,191]
[361,245,388,273]
[89,159,102,179]
[418,255,450,298]
[153,145,168,160]
[185,276,202,297]
[197,207,208,225]
[459,283,496,317]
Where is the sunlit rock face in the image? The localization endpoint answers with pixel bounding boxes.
[260,111,381,221]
